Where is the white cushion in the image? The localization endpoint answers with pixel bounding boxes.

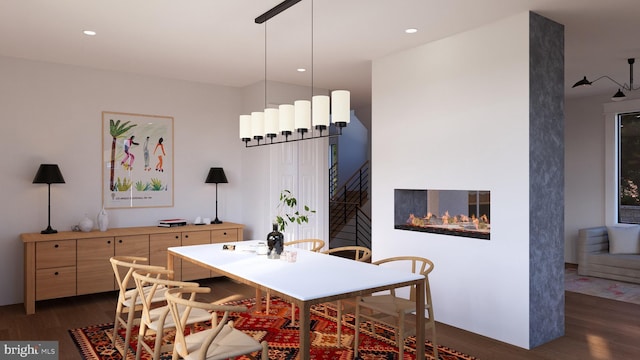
[607,225,640,254]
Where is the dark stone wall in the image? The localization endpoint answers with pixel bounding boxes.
[528,11,565,348]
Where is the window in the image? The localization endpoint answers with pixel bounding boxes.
[618,111,640,223]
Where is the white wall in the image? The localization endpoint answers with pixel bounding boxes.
[0,56,245,306]
[564,95,607,262]
[337,110,368,186]
[372,13,532,348]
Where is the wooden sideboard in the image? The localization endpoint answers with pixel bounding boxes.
[21,222,244,315]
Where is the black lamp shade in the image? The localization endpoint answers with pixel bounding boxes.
[205,167,228,184]
[33,164,65,234]
[612,88,627,101]
[571,76,592,88]
[33,164,65,184]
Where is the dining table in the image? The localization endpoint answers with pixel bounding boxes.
[167,240,426,360]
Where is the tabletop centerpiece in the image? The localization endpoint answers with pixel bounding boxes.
[267,189,315,258]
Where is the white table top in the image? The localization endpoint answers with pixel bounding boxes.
[168,240,424,302]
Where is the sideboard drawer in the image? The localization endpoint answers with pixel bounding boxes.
[36,266,76,300]
[211,229,238,243]
[36,240,76,269]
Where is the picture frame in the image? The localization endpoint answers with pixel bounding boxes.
[102,111,174,209]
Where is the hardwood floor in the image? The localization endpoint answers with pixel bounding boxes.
[1,277,639,360]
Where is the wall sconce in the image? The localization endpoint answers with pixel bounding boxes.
[33,164,65,234]
[572,58,639,101]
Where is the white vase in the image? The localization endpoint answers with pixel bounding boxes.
[97,207,109,232]
[79,215,94,232]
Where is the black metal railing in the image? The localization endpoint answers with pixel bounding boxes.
[329,161,370,248]
[329,203,371,248]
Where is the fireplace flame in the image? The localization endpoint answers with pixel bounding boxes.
[407,212,489,230]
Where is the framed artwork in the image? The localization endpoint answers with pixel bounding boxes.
[102,111,174,209]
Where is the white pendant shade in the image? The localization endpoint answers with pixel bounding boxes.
[251,111,264,139]
[294,100,311,131]
[279,104,294,134]
[239,1,351,147]
[264,108,279,137]
[331,90,350,125]
[239,115,251,140]
[312,95,330,128]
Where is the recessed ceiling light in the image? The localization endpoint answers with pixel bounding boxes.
[297,68,306,72]
[405,28,418,34]
[83,30,97,36]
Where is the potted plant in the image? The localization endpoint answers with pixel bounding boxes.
[267,190,316,257]
[274,189,316,232]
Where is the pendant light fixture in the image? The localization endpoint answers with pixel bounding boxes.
[239,0,350,147]
[265,108,279,139]
[312,95,330,132]
[572,58,639,102]
[279,103,295,139]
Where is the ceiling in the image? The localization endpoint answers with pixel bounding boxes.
[1,0,639,115]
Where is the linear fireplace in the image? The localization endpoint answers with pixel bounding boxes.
[394,189,490,240]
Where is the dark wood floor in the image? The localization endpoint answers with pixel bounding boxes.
[2,276,639,360]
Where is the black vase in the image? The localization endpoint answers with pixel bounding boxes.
[267,223,284,258]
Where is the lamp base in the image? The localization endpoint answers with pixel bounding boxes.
[211,218,223,224]
[41,226,58,234]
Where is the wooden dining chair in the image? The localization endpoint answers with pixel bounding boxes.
[109,256,166,359]
[353,256,438,360]
[283,238,326,252]
[264,239,326,323]
[166,287,269,360]
[321,245,371,262]
[312,246,371,346]
[132,269,212,360]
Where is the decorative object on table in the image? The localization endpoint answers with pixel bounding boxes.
[97,207,109,231]
[78,215,94,232]
[266,223,284,259]
[274,189,316,232]
[205,167,228,224]
[102,111,174,209]
[32,164,65,234]
[256,242,269,255]
[158,218,187,227]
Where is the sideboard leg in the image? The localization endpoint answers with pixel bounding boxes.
[24,242,36,315]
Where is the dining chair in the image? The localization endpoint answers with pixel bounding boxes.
[316,246,371,346]
[165,286,269,360]
[283,238,325,252]
[109,256,166,359]
[353,256,438,360]
[264,239,326,323]
[321,245,371,262]
[132,268,212,360]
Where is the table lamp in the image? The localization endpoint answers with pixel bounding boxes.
[33,164,65,234]
[205,167,228,224]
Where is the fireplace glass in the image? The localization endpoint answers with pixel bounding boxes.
[394,189,490,240]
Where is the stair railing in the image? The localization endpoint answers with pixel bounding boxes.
[329,161,370,248]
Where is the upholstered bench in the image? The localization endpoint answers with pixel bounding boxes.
[577,226,640,284]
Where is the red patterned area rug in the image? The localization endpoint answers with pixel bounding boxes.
[69,297,477,360]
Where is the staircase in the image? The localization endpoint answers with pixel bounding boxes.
[329,161,371,249]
